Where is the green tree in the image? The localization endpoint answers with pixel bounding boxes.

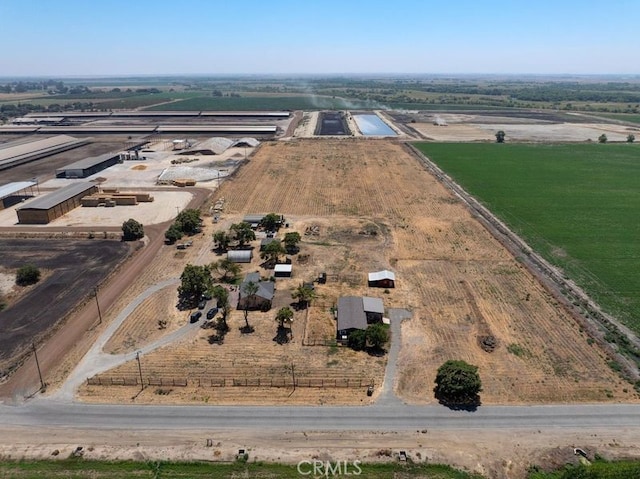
[627,133,635,143]
[348,329,367,351]
[434,360,482,405]
[598,134,608,143]
[366,323,390,352]
[211,285,230,330]
[178,264,212,306]
[211,257,241,282]
[121,218,144,241]
[260,240,285,266]
[212,230,231,252]
[241,280,259,329]
[275,306,294,328]
[495,130,506,143]
[231,222,256,247]
[283,231,301,253]
[16,264,41,286]
[165,223,183,244]
[176,209,202,235]
[260,213,281,231]
[292,283,316,309]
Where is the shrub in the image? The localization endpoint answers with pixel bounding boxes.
[16,264,41,286]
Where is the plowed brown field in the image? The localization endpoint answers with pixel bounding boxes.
[81,138,634,405]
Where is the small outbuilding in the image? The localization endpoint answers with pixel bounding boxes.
[368,270,396,288]
[227,249,253,263]
[274,264,292,278]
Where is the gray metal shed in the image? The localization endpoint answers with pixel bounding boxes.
[227,249,253,263]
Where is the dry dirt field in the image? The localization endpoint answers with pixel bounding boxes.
[404,113,638,142]
[76,138,637,406]
[0,239,130,377]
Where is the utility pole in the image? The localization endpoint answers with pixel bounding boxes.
[175,206,180,217]
[94,287,102,325]
[32,343,45,391]
[136,351,144,391]
[291,362,296,393]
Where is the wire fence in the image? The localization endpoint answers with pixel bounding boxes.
[86,376,372,389]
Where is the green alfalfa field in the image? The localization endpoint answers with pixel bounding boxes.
[414,142,640,333]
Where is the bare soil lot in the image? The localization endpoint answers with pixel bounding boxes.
[80,138,634,405]
[390,111,638,142]
[0,239,130,377]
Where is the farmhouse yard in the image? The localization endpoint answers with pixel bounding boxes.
[78,139,634,405]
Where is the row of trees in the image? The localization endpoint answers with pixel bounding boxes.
[496,131,635,144]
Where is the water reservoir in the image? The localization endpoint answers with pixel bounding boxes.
[353,114,397,136]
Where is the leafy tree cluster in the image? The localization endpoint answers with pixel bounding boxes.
[210,257,241,283]
[274,306,294,344]
[283,232,301,253]
[121,218,144,241]
[16,264,41,286]
[259,213,282,232]
[291,284,316,309]
[260,240,285,266]
[178,264,212,307]
[165,209,202,243]
[511,84,640,103]
[230,222,256,247]
[348,323,389,352]
[434,360,482,406]
[0,79,72,94]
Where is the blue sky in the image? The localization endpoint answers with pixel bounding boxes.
[1,0,638,76]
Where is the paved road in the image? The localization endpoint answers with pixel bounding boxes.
[3,400,640,431]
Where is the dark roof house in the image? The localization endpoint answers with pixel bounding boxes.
[238,272,275,311]
[336,296,385,343]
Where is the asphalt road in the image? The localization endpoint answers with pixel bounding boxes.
[3,400,640,431]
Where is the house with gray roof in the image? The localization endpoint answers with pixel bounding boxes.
[336,296,385,343]
[237,272,275,311]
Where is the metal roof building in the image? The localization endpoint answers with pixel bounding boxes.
[336,296,385,343]
[0,135,89,171]
[0,181,37,210]
[55,152,122,178]
[227,249,253,263]
[337,297,368,333]
[274,264,292,277]
[16,182,97,224]
[368,270,396,288]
